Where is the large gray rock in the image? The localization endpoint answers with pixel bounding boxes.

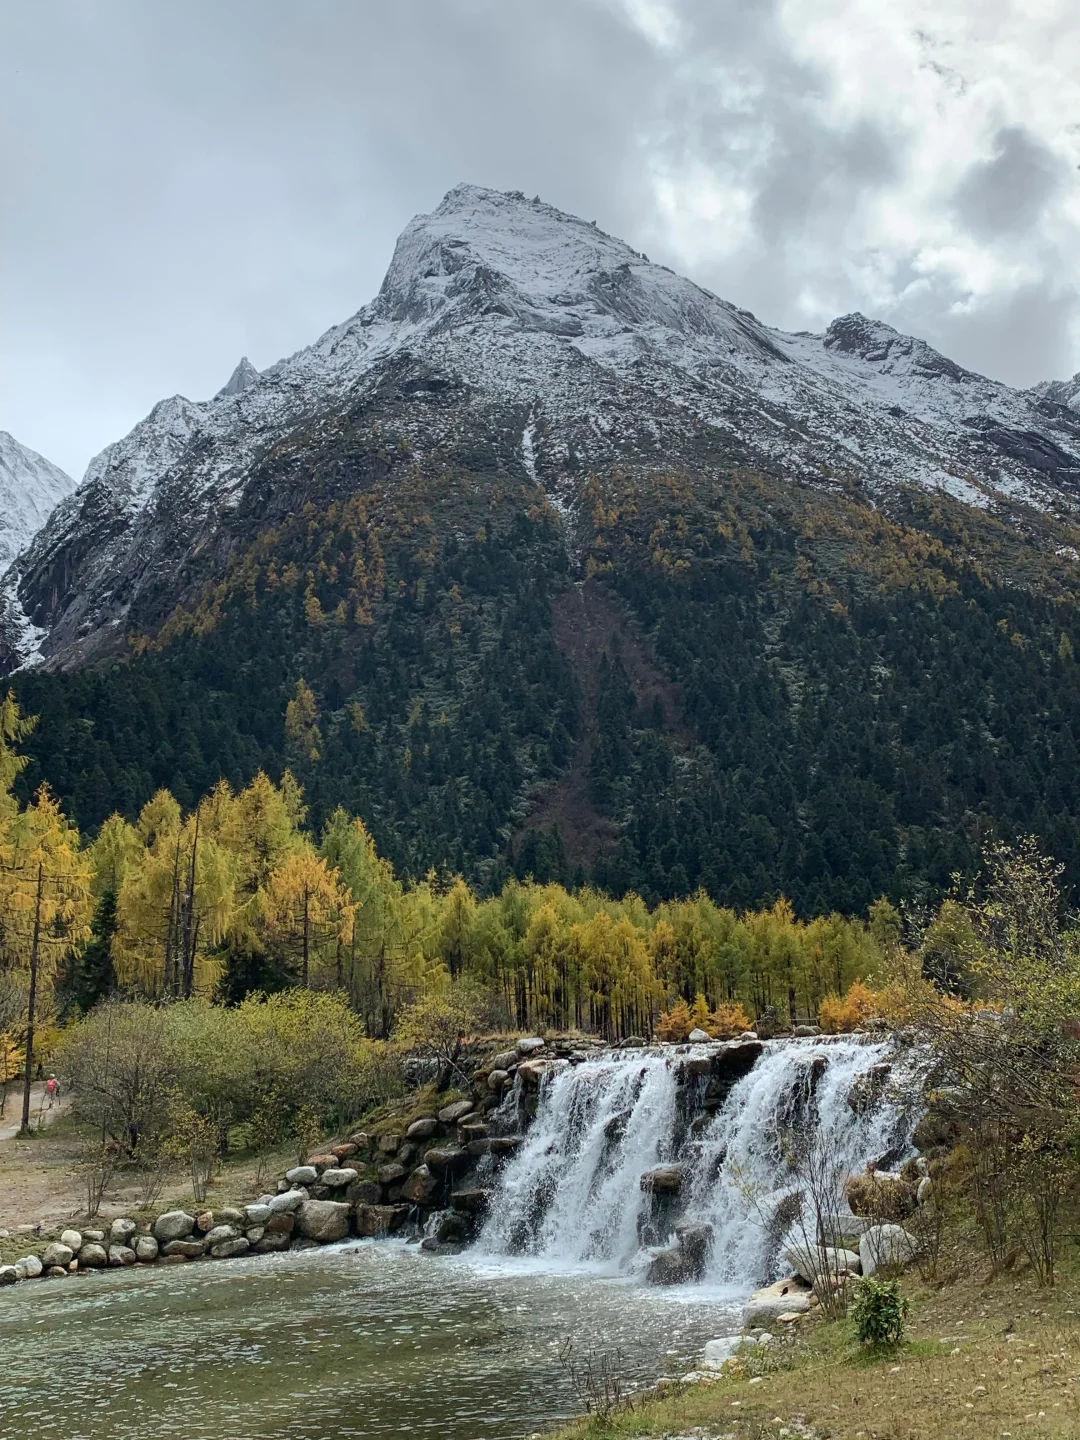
[354,1204,409,1238]
[244,1203,272,1226]
[78,1243,108,1269]
[203,1225,239,1248]
[108,1245,137,1267]
[743,1277,812,1328]
[266,1188,306,1215]
[41,1242,74,1269]
[640,1164,684,1194]
[264,1211,296,1236]
[15,1254,43,1280]
[860,1224,917,1277]
[285,1165,318,1186]
[245,1226,265,1245]
[109,1218,137,1245]
[295,1200,350,1243]
[424,1146,470,1175]
[162,1238,207,1258]
[490,1050,518,1072]
[135,1236,159,1263]
[487,1069,510,1091]
[687,1028,711,1042]
[153,1210,196,1242]
[516,1037,546,1056]
[0,1267,17,1286]
[210,1236,251,1259]
[377,1163,406,1187]
[784,1242,861,1284]
[60,1229,84,1253]
[646,1224,713,1285]
[320,1168,359,1188]
[406,1116,439,1140]
[254,1231,291,1253]
[437,1100,474,1125]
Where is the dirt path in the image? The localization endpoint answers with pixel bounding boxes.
[0,1081,72,1143]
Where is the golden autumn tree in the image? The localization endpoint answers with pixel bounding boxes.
[285,679,322,761]
[0,784,93,1132]
[258,846,356,987]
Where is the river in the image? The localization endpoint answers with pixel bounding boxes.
[0,1241,747,1440]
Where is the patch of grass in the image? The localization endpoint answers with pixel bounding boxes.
[548,1258,1080,1440]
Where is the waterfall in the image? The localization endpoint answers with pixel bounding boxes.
[479,1053,680,1267]
[478,1038,921,1285]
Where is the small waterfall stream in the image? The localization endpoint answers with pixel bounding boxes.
[478,1037,921,1287]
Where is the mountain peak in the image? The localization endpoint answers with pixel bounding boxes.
[0,431,77,572]
[824,312,976,383]
[215,356,261,400]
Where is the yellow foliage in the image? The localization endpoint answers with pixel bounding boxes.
[819,979,880,1034]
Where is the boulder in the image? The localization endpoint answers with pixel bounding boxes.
[640,1164,684,1194]
[424,1146,470,1175]
[45,1266,69,1278]
[437,1100,474,1125]
[0,1267,18,1286]
[15,1254,43,1279]
[345,1180,382,1206]
[82,1229,105,1242]
[406,1117,439,1141]
[518,1058,563,1087]
[450,1188,490,1217]
[264,1211,296,1236]
[153,1210,197,1243]
[354,1204,410,1238]
[331,1142,359,1160]
[621,1036,646,1048]
[307,1154,338,1172]
[396,1143,419,1168]
[467,1138,492,1158]
[377,1133,401,1154]
[377,1163,407,1187]
[703,1042,764,1109]
[516,1037,546,1056]
[296,1199,350,1243]
[860,1224,917,1277]
[203,1225,240,1248]
[646,1224,713,1285]
[687,1028,711,1042]
[108,1245,136,1267]
[196,1210,215,1233]
[244,1204,271,1226]
[702,1337,743,1369]
[487,1069,510,1092]
[401,1165,439,1205]
[285,1165,318,1186]
[60,1229,84,1253]
[743,1277,812,1328]
[109,1218,137,1245]
[245,1227,265,1245]
[320,1168,359,1188]
[459,1123,488,1143]
[135,1236,159,1263]
[162,1238,207,1258]
[266,1189,306,1215]
[216,1207,245,1225]
[784,1242,861,1284]
[41,1242,74,1269]
[489,1136,522,1156]
[210,1237,251,1259]
[255,1231,291,1253]
[793,1025,822,1037]
[847,1064,892,1115]
[78,1243,108,1269]
[436,1212,470,1245]
[490,1050,518,1072]
[917,1176,933,1206]
[290,1237,320,1251]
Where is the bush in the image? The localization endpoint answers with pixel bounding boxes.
[819,979,879,1034]
[656,996,751,1041]
[851,1277,908,1347]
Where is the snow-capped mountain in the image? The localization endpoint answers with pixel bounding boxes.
[6,184,1080,670]
[0,433,77,575]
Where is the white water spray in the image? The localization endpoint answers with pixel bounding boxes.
[479,1039,921,1285]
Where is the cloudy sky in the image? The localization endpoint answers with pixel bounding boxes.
[4,0,1079,480]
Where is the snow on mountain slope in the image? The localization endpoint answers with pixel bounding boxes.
[7,184,1080,670]
[0,433,77,571]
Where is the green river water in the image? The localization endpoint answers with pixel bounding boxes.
[0,1241,747,1440]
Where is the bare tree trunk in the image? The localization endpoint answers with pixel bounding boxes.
[20,863,44,1135]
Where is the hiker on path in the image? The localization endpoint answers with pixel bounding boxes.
[45,1075,59,1109]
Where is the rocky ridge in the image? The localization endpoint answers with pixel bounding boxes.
[5,183,1080,670]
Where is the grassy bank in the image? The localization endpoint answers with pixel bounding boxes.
[551,1262,1080,1440]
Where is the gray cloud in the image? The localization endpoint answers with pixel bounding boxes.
[1,0,1077,476]
[953,125,1066,238]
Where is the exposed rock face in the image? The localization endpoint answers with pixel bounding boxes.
[640,1164,684,1194]
[9,184,1078,685]
[859,1224,917,1277]
[647,1223,713,1285]
[784,1243,861,1284]
[744,1277,812,1328]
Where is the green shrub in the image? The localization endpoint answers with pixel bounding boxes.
[852,1277,909,1347]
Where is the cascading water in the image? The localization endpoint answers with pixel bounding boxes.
[479,1038,922,1287]
[479,1053,680,1267]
